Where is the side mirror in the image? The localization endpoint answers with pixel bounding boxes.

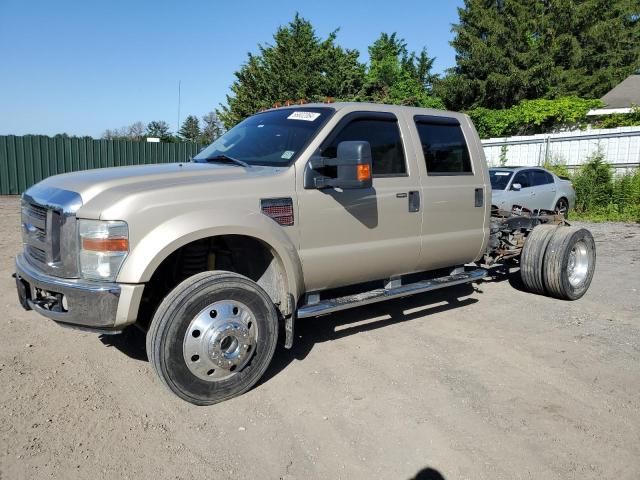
[511,183,522,191]
[304,141,373,189]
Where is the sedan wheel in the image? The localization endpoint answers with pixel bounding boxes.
[554,198,569,217]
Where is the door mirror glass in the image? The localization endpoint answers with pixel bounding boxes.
[511,183,522,191]
[305,141,373,189]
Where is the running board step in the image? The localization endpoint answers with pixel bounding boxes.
[296,268,487,319]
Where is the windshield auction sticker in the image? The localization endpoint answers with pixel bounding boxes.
[287,111,321,121]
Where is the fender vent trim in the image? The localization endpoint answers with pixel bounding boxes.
[261,197,294,226]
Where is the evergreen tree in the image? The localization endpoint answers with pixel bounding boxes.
[178,115,201,142]
[218,14,365,128]
[438,0,640,110]
[360,33,443,108]
[547,0,640,98]
[146,121,173,142]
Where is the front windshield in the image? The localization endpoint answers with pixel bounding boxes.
[193,107,333,167]
[489,169,514,190]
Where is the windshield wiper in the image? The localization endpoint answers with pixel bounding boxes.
[204,154,251,168]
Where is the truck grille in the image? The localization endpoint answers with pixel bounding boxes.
[21,187,82,278]
[26,203,48,223]
[26,245,47,263]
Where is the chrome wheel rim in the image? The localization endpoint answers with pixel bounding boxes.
[567,241,589,287]
[183,300,258,381]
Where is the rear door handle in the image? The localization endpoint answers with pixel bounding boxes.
[396,192,408,198]
[408,191,420,212]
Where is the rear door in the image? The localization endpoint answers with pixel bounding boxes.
[411,115,487,271]
[530,169,557,210]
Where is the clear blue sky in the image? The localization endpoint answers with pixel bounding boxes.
[0,0,463,137]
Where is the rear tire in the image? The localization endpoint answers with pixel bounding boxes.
[543,227,596,300]
[521,224,557,294]
[555,198,569,218]
[147,271,279,405]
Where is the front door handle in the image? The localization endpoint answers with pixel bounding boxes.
[408,191,420,212]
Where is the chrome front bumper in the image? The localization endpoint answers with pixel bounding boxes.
[15,253,143,331]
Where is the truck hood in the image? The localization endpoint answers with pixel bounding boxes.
[32,162,286,218]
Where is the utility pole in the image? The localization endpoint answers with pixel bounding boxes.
[177,80,181,133]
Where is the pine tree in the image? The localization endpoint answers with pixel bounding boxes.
[437,0,640,110]
[218,14,365,128]
[178,115,201,142]
[146,121,173,142]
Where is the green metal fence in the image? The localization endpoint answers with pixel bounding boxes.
[0,135,202,194]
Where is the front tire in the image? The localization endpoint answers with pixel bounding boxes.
[146,271,279,405]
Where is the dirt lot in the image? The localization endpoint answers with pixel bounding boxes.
[0,195,638,480]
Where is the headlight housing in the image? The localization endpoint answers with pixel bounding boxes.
[78,220,129,281]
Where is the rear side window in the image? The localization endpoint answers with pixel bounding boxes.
[323,119,406,176]
[531,170,554,185]
[415,119,472,175]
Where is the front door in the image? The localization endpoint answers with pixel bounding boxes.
[510,169,536,210]
[297,112,422,292]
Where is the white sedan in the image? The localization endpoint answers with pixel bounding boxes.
[489,167,576,215]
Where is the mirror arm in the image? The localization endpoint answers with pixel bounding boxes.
[309,156,341,170]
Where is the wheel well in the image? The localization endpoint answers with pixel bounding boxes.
[136,235,288,329]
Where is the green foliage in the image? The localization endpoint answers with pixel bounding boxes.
[438,0,640,110]
[358,33,444,109]
[498,145,508,167]
[468,97,602,138]
[178,115,201,142]
[218,17,446,128]
[572,149,613,213]
[146,121,174,142]
[570,152,640,222]
[218,14,365,128]
[593,105,640,129]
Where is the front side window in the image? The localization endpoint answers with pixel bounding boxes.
[322,118,406,176]
[512,170,532,188]
[415,121,472,175]
[193,107,333,167]
[489,169,514,190]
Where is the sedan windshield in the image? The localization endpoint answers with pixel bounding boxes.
[489,169,514,190]
[193,107,333,167]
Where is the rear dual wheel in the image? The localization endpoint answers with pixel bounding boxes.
[147,271,279,405]
[521,225,595,300]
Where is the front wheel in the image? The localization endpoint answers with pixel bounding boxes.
[146,271,279,405]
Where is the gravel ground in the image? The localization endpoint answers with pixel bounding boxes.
[0,195,638,480]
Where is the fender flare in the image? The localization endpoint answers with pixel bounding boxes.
[116,208,305,304]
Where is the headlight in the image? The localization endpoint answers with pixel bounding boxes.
[78,220,129,281]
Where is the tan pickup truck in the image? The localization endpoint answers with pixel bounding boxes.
[14,103,596,405]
